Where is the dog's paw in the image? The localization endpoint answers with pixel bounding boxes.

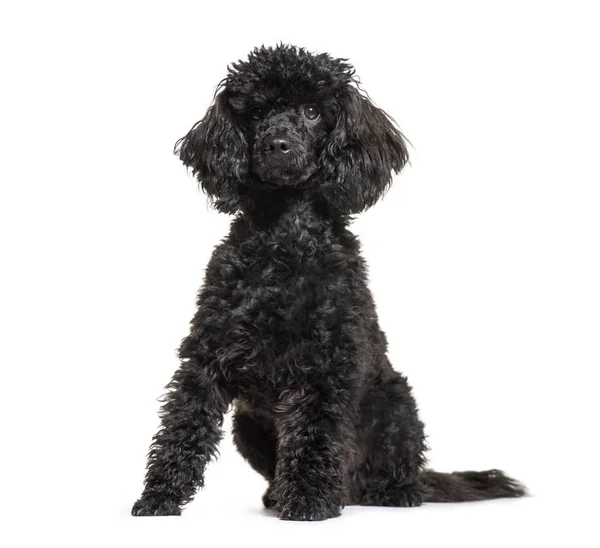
[277,496,342,521]
[131,493,181,516]
[262,484,277,509]
[393,485,424,507]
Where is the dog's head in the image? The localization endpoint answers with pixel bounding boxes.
[175,45,409,214]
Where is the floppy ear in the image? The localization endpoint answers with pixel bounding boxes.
[320,86,409,214]
[174,89,249,214]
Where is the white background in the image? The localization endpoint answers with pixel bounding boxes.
[1,0,599,546]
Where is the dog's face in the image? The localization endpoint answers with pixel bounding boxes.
[176,45,408,215]
[245,102,330,187]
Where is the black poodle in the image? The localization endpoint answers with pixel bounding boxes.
[132,44,525,521]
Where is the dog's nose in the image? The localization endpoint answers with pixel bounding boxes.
[264,135,291,156]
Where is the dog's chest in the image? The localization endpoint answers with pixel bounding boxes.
[209,215,353,393]
[225,232,331,349]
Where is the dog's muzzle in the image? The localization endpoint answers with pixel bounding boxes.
[252,130,312,185]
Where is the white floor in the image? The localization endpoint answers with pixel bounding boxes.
[7,490,595,547]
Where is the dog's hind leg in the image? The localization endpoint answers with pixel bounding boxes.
[351,367,428,507]
[231,405,278,507]
[232,406,277,480]
[352,366,525,505]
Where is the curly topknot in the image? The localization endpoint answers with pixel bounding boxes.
[225,45,356,104]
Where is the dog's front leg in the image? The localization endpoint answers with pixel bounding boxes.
[273,385,354,521]
[132,350,231,516]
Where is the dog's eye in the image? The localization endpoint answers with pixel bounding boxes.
[249,106,264,120]
[303,106,320,120]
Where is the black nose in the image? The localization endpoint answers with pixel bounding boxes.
[264,135,291,156]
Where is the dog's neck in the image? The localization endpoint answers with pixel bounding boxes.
[238,187,342,236]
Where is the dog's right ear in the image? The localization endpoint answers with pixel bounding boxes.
[174,88,249,214]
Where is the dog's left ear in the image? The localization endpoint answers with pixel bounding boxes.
[174,89,249,214]
[320,86,409,214]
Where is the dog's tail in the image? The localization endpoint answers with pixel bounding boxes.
[421,469,526,502]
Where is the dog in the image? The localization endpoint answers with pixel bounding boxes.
[132,44,525,521]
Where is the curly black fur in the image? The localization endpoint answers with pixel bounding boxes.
[132,45,526,521]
